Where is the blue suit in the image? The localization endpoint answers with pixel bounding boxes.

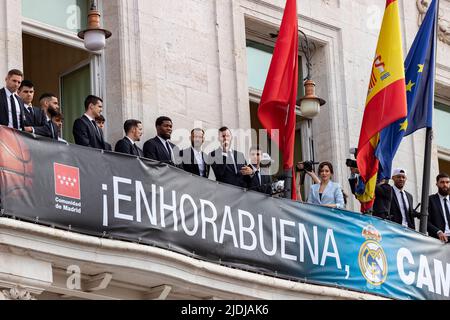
[307,181,345,209]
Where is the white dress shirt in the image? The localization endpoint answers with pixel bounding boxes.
[222,149,237,174]
[126,136,136,145]
[393,185,409,227]
[5,87,21,129]
[192,147,205,176]
[157,136,174,160]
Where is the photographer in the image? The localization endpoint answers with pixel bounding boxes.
[346,149,360,196]
[295,160,320,202]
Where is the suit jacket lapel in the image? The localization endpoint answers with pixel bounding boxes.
[0,89,8,121]
[82,115,103,144]
[434,194,445,222]
[392,188,401,214]
[15,95,25,130]
[156,137,170,159]
[190,148,200,175]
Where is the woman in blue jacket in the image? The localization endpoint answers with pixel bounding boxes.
[307,161,345,209]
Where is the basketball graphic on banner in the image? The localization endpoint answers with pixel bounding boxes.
[0,127,33,198]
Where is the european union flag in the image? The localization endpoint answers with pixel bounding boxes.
[376,0,437,180]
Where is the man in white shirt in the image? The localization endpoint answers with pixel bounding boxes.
[427,173,450,243]
[180,128,210,178]
[0,69,26,130]
[388,168,416,230]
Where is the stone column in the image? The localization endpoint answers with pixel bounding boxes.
[0,0,24,76]
[102,0,148,144]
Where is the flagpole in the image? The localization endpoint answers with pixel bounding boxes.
[419,0,439,234]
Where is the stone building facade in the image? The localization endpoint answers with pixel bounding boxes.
[0,0,449,299]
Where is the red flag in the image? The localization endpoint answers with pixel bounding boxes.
[258,0,298,200]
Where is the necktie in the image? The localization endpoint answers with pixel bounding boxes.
[257,170,261,186]
[49,120,55,139]
[443,198,450,230]
[91,120,100,136]
[400,191,410,227]
[28,106,34,115]
[227,151,238,174]
[166,141,173,160]
[10,95,19,129]
[134,144,141,156]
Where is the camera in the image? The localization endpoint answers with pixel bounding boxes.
[296,160,318,173]
[346,147,358,169]
[346,159,358,169]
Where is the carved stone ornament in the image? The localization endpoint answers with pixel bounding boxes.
[0,287,37,300]
[417,0,450,45]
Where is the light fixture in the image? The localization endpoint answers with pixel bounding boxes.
[297,80,326,119]
[77,0,112,51]
[296,30,326,119]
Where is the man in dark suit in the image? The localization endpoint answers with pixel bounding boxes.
[18,80,55,138]
[19,80,59,140]
[115,119,144,157]
[0,69,26,131]
[38,93,62,140]
[180,128,210,178]
[246,146,273,195]
[209,126,253,188]
[385,168,416,230]
[372,179,393,217]
[73,95,107,150]
[143,116,179,165]
[427,173,450,243]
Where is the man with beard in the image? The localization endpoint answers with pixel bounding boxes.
[115,119,144,157]
[18,80,49,137]
[180,128,210,178]
[143,116,179,166]
[427,173,450,243]
[387,168,416,230]
[38,93,60,141]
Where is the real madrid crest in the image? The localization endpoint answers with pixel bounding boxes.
[358,225,388,287]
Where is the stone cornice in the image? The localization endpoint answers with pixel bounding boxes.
[417,0,450,45]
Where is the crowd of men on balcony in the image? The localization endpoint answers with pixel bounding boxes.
[1,69,450,243]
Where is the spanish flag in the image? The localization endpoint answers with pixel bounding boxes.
[356,0,407,212]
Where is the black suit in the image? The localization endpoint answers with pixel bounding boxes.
[73,115,107,150]
[143,137,179,165]
[209,148,248,188]
[180,147,210,178]
[388,187,415,229]
[115,137,143,157]
[372,181,393,217]
[0,88,26,130]
[23,106,58,139]
[427,194,450,239]
[45,119,59,140]
[246,165,273,195]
